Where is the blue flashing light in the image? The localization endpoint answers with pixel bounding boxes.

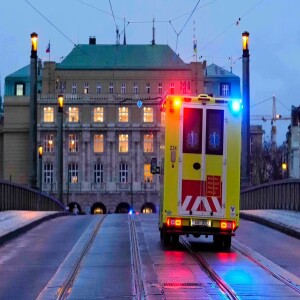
[229,99,242,115]
[129,209,134,215]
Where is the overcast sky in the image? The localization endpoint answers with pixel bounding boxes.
[1,0,298,144]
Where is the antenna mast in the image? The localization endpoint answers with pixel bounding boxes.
[152,18,155,45]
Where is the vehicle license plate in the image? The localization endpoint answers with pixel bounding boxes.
[192,219,211,227]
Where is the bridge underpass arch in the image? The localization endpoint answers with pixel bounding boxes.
[115,202,130,214]
[141,202,156,213]
[68,202,81,214]
[91,202,107,214]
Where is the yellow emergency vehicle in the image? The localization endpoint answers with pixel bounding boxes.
[152,94,242,249]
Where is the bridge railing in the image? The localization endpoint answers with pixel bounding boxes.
[240,179,300,211]
[0,180,65,211]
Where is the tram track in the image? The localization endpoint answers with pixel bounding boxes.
[232,239,300,296]
[181,236,300,299]
[129,215,148,300]
[180,236,239,300]
[55,215,106,300]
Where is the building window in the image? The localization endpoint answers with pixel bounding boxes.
[84,82,89,94]
[94,163,103,183]
[119,107,128,122]
[220,83,231,96]
[158,83,163,94]
[170,82,175,94]
[44,134,54,152]
[119,134,128,152]
[72,83,77,94]
[94,134,104,153]
[96,82,102,94]
[43,107,54,123]
[15,83,25,96]
[68,107,79,123]
[121,83,126,94]
[43,163,53,183]
[68,163,79,183]
[144,134,154,152]
[133,83,138,94]
[143,107,153,122]
[180,81,188,94]
[109,82,114,94]
[144,164,153,182]
[146,83,151,94]
[119,163,128,183]
[69,134,79,152]
[93,107,104,122]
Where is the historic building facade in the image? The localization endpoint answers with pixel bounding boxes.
[2,39,207,213]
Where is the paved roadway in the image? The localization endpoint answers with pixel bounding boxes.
[0,210,299,299]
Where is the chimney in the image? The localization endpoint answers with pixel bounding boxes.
[89,36,96,45]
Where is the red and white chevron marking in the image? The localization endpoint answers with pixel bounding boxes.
[182,195,222,212]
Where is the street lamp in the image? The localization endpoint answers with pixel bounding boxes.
[57,94,64,205]
[38,145,43,192]
[241,31,250,188]
[29,32,38,189]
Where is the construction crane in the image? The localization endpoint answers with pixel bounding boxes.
[251,95,290,145]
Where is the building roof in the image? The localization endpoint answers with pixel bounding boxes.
[57,44,188,70]
[6,65,30,79]
[205,63,239,78]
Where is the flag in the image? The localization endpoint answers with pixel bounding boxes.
[193,39,197,53]
[46,42,50,53]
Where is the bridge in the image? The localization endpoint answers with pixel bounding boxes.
[0,179,299,212]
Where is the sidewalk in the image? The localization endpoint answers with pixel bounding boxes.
[0,210,299,245]
[0,210,65,245]
[240,209,300,240]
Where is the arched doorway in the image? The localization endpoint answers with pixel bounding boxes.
[91,202,107,214]
[141,202,156,214]
[68,202,82,214]
[115,202,131,214]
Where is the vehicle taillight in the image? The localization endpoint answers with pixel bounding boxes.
[221,221,235,230]
[166,217,182,227]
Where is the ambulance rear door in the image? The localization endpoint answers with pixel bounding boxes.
[178,103,227,217]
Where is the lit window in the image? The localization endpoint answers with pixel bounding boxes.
[109,82,114,94]
[146,83,150,94]
[119,163,128,183]
[68,107,79,123]
[43,163,53,183]
[94,163,103,183]
[161,111,166,126]
[96,82,102,94]
[69,134,79,152]
[72,83,77,94]
[84,82,89,94]
[119,107,128,122]
[144,164,153,182]
[144,134,154,152]
[121,83,126,94]
[170,82,175,94]
[43,107,54,123]
[94,107,104,122]
[68,163,79,183]
[94,134,104,153]
[15,83,25,96]
[44,134,54,152]
[133,83,138,94]
[158,83,163,94]
[143,107,153,122]
[119,134,128,152]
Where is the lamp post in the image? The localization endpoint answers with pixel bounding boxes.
[38,145,43,192]
[29,32,38,189]
[241,31,250,188]
[57,94,64,204]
